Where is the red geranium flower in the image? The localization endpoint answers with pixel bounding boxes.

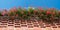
[46,11,51,15]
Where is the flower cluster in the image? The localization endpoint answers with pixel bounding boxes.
[0,7,60,22]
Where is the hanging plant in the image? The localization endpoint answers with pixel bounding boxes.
[0,7,60,22]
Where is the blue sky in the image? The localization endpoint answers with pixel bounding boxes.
[0,0,60,9]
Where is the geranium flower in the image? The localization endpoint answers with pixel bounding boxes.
[10,7,17,13]
[2,9,8,16]
[47,8,51,10]
[50,8,55,10]
[38,7,43,11]
[13,7,17,12]
[10,9,14,12]
[47,8,55,11]
[18,6,21,9]
[46,11,51,15]
[38,7,43,10]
